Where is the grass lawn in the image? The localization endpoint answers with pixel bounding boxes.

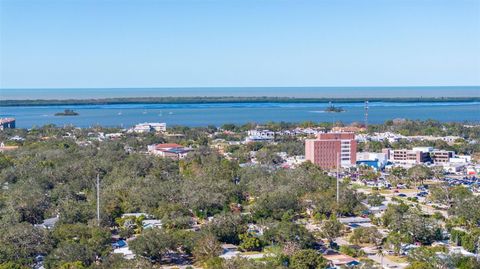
[398,188,418,194]
[351,183,368,190]
[241,251,262,255]
[386,255,408,263]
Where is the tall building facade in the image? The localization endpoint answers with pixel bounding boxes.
[305,133,357,169]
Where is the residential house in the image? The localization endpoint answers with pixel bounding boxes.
[323,253,359,268]
[147,143,191,159]
[219,244,241,260]
[34,215,59,229]
[142,219,162,229]
[245,130,275,142]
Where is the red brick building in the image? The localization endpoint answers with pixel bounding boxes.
[305,133,357,169]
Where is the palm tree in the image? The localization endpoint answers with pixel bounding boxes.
[378,246,385,268]
[386,232,402,255]
[375,237,386,268]
[407,165,433,189]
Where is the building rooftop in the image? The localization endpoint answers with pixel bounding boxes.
[34,216,59,229]
[154,143,183,149]
[323,253,357,265]
[0,118,15,124]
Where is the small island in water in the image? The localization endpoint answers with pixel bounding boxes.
[324,102,345,113]
[54,109,79,116]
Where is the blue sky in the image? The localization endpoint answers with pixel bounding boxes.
[0,0,479,88]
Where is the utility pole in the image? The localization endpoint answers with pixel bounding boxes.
[96,173,100,226]
[337,152,340,204]
[329,101,335,128]
[364,100,369,130]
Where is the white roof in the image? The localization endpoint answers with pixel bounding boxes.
[122,213,150,218]
[339,217,371,224]
[113,247,135,260]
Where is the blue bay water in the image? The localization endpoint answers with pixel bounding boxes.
[1,87,479,128]
[1,102,479,128]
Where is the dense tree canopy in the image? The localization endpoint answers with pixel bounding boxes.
[1,120,479,268]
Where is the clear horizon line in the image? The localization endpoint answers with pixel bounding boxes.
[1,85,480,90]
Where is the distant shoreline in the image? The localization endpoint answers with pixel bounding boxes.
[1,96,480,107]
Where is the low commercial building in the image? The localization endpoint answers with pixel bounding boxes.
[0,118,15,130]
[332,126,366,133]
[443,163,464,173]
[385,148,429,164]
[450,155,472,164]
[130,122,166,133]
[296,127,325,135]
[356,152,388,170]
[430,150,454,163]
[356,132,405,143]
[409,135,463,145]
[384,147,457,165]
[467,166,479,176]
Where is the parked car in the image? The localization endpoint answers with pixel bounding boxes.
[329,241,339,249]
[112,239,127,249]
[417,191,428,197]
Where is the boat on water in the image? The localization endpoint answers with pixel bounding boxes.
[325,102,345,113]
[54,109,79,116]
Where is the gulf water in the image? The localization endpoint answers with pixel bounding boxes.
[1,102,478,128]
[1,87,479,128]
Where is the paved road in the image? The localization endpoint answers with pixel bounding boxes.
[361,246,409,269]
[367,253,408,269]
[336,237,408,269]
